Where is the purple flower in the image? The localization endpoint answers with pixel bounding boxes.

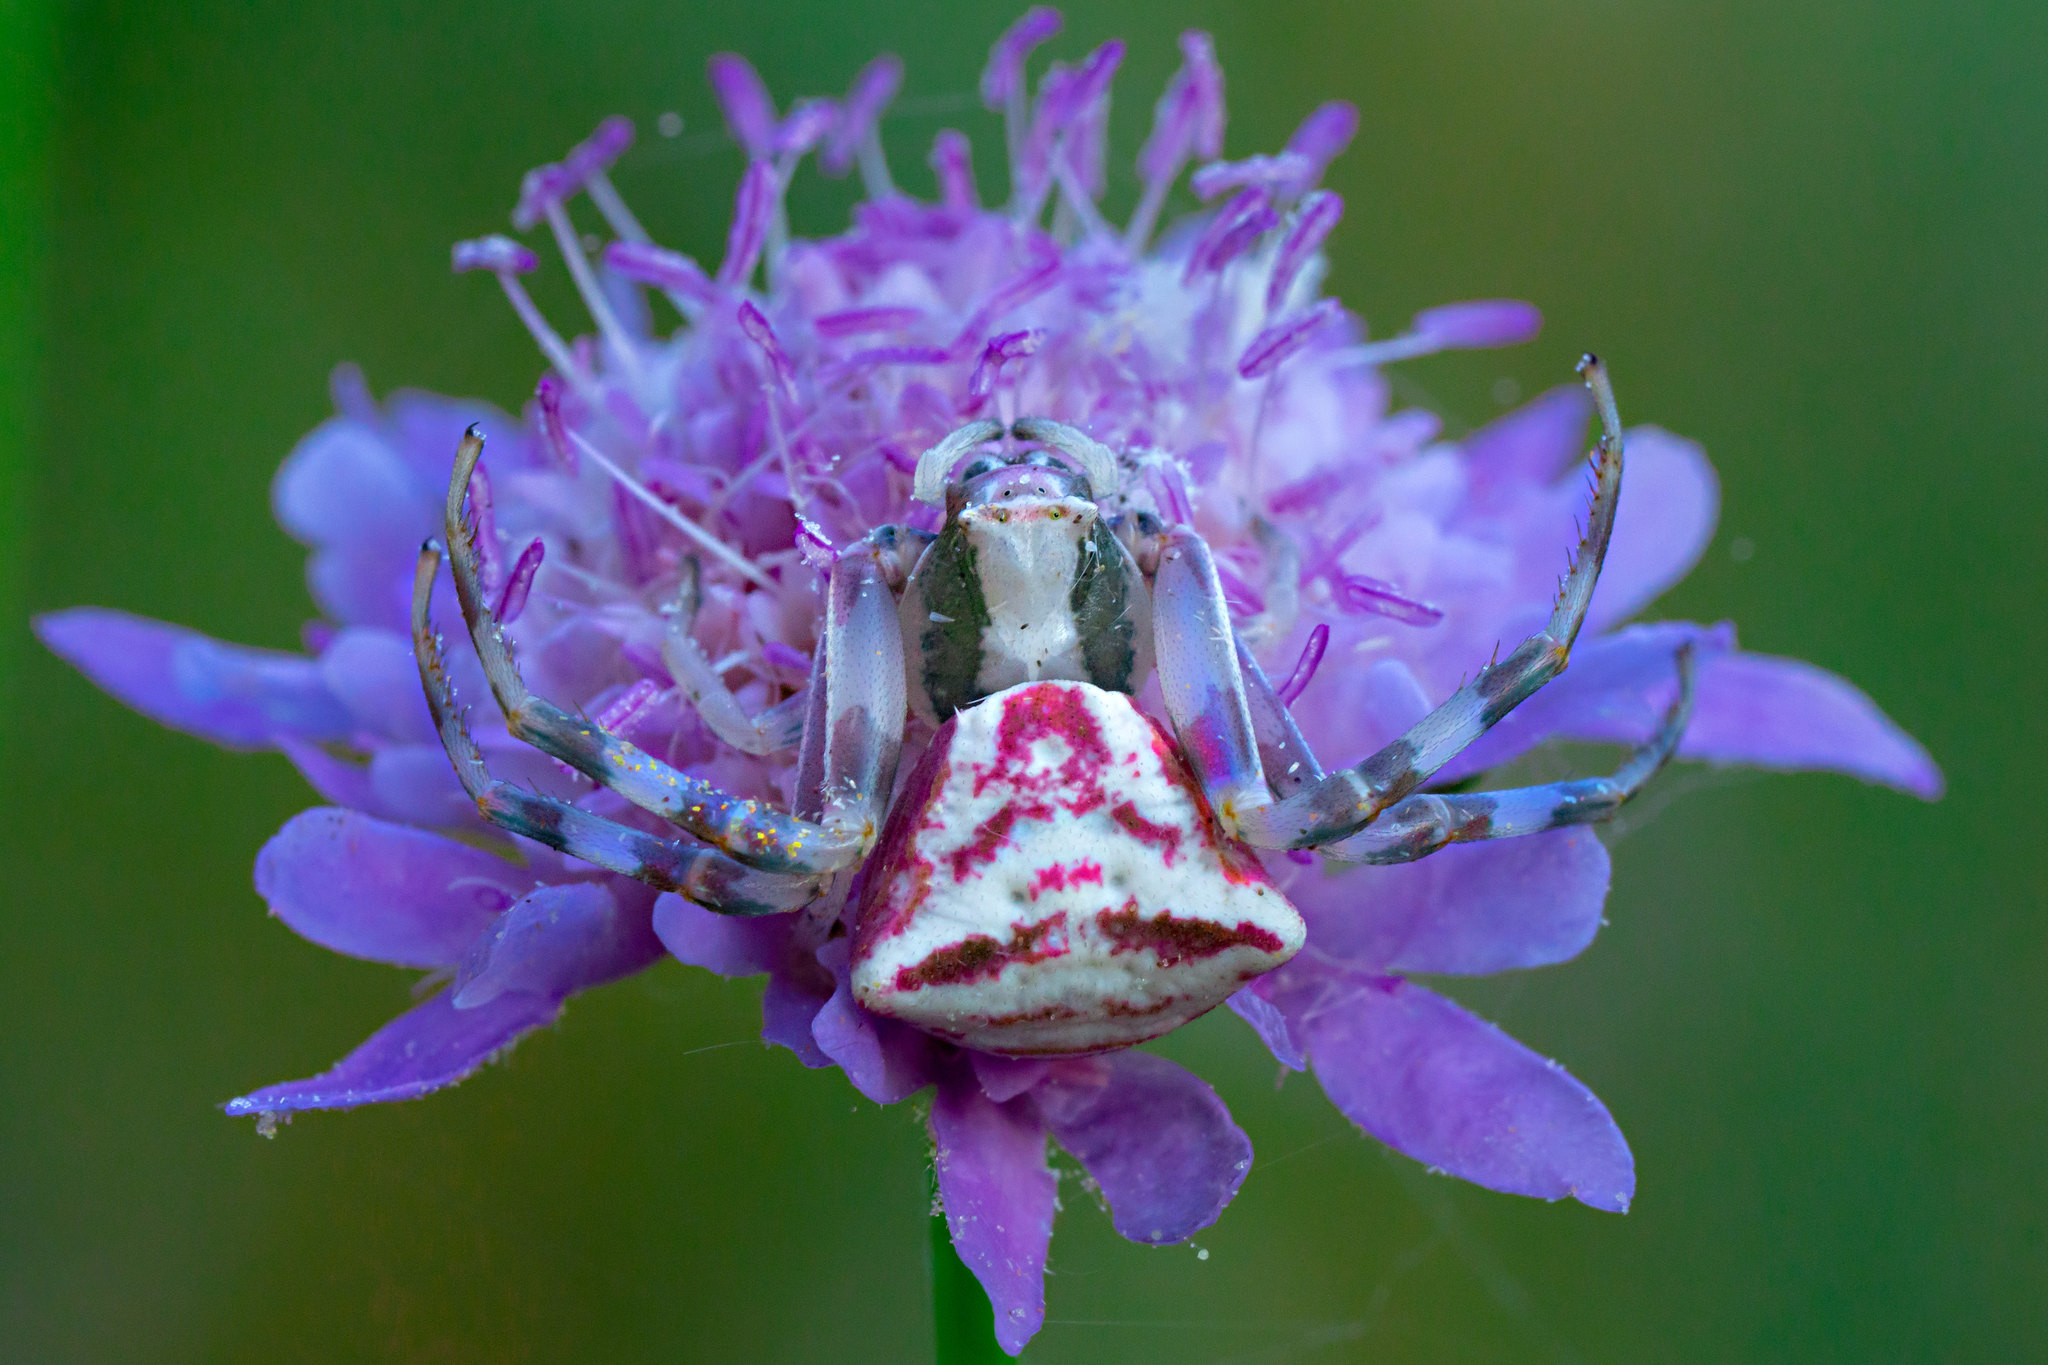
[34,11,1940,1356]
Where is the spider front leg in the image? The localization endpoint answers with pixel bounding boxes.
[1233,356,1629,851]
[434,425,902,873]
[658,557,811,758]
[410,546,820,914]
[1322,644,1696,864]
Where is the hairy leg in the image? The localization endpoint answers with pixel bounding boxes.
[411,545,820,913]
[1234,356,1628,850]
[1323,644,1695,864]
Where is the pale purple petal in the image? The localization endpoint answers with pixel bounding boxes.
[651,895,837,1067]
[1297,973,1635,1211]
[277,737,380,813]
[1038,1052,1252,1244]
[1461,383,1591,491]
[1685,650,1943,797]
[453,881,664,1008]
[1278,828,1611,974]
[1442,622,1938,796]
[224,988,560,1117]
[810,975,936,1101]
[254,807,523,968]
[971,1052,1049,1103]
[36,609,352,748]
[318,626,434,743]
[1586,426,1720,629]
[1228,987,1306,1071]
[931,1074,1056,1356]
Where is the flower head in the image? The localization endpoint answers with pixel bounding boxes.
[35,11,1939,1355]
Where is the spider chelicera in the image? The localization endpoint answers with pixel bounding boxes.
[411,356,1693,1057]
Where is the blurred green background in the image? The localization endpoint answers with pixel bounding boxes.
[6,1,2043,1360]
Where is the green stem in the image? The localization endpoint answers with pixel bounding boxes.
[929,1173,1011,1363]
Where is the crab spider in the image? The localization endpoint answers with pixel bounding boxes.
[412,356,1694,1056]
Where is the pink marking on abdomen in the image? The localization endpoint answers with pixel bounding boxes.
[1109,801,1183,866]
[1096,898,1285,967]
[1028,860,1104,900]
[892,913,1070,990]
[949,805,1020,882]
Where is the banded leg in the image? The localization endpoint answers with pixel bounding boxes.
[412,545,819,914]
[1323,644,1695,865]
[437,426,899,873]
[1234,356,1627,851]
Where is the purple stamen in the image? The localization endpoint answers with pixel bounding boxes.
[1274,623,1329,704]
[1184,188,1276,283]
[840,345,952,369]
[822,54,903,178]
[451,235,538,275]
[1127,30,1225,248]
[761,640,811,673]
[814,305,925,338]
[1331,573,1445,626]
[1410,299,1543,350]
[719,160,777,287]
[602,240,718,309]
[1284,100,1360,178]
[1266,190,1343,313]
[495,538,545,623]
[965,329,1040,409]
[465,460,505,596]
[594,677,661,735]
[1189,152,1314,202]
[708,53,779,158]
[565,115,634,184]
[951,249,1061,352]
[1239,299,1341,379]
[454,235,587,389]
[929,130,978,209]
[981,6,1063,109]
[775,98,838,159]
[535,375,576,472]
[510,162,575,232]
[738,301,799,404]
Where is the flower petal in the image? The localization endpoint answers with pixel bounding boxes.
[319,627,436,743]
[1441,622,1939,796]
[1227,987,1306,1071]
[35,608,352,749]
[810,977,936,1100]
[651,895,836,1067]
[223,988,560,1116]
[1462,384,1590,491]
[1038,1052,1252,1244]
[452,881,664,1008]
[255,807,524,968]
[931,1073,1056,1357]
[1276,828,1610,975]
[1295,973,1634,1211]
[1586,426,1720,629]
[1684,650,1943,798]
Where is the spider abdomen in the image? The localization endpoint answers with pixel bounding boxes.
[850,680,1304,1056]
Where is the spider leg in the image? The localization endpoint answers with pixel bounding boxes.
[411,545,820,913]
[1151,525,1272,828]
[660,557,810,757]
[435,426,902,873]
[1233,356,1627,850]
[1321,644,1695,864]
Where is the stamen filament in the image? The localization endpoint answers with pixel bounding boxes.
[568,430,777,589]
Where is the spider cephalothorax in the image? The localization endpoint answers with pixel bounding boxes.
[412,359,1693,1057]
